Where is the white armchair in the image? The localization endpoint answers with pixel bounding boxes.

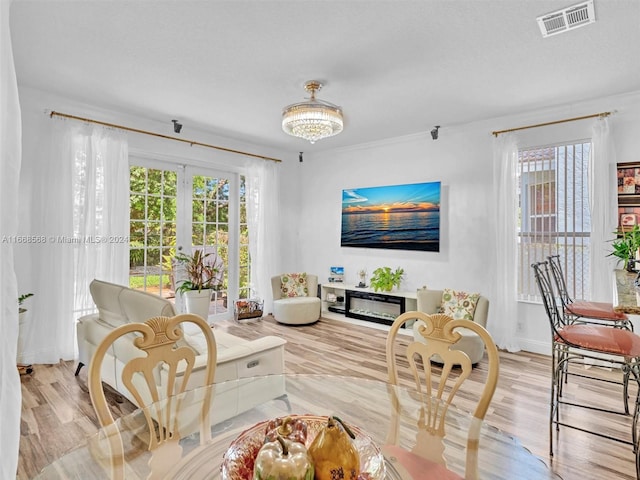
[412,287,490,365]
[271,273,321,325]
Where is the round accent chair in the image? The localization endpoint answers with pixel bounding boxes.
[271,273,321,325]
[412,287,490,365]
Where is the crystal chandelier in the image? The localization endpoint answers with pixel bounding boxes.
[282,81,343,144]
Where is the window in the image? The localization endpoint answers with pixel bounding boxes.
[518,142,591,301]
[129,165,178,299]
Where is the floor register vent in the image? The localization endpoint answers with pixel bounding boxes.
[537,0,595,37]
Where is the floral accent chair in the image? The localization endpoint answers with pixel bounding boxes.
[271,273,321,325]
[412,287,490,365]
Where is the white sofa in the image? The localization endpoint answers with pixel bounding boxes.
[412,288,490,365]
[76,279,287,417]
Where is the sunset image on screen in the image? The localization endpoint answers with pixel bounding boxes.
[341,181,440,252]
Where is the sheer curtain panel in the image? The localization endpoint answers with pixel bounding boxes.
[589,117,618,301]
[0,0,23,476]
[246,159,281,313]
[491,133,521,351]
[24,121,129,364]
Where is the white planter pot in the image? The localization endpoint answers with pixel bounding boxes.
[182,289,212,321]
[18,309,28,364]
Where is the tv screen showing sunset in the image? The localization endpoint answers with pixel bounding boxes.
[341,181,440,252]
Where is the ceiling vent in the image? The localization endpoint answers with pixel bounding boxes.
[537,0,595,37]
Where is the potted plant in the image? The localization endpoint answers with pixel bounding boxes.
[18,293,34,374]
[369,266,405,292]
[609,225,640,271]
[174,249,224,320]
[18,293,34,317]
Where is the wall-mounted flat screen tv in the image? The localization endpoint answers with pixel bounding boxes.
[341,181,440,252]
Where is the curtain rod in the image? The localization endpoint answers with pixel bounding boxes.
[491,111,612,137]
[48,111,282,163]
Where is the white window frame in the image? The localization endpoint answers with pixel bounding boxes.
[517,140,592,302]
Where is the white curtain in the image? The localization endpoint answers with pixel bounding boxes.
[24,120,129,364]
[491,133,521,351]
[0,0,23,476]
[245,159,280,314]
[589,117,618,301]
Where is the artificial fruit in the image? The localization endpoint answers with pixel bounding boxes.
[308,416,359,480]
[253,434,314,480]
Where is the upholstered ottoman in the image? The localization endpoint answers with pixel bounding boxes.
[271,273,321,325]
[273,296,321,325]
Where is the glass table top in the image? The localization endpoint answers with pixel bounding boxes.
[34,374,560,480]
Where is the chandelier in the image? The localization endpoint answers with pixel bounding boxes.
[282,80,343,144]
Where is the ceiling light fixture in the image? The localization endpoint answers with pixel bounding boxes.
[282,80,343,144]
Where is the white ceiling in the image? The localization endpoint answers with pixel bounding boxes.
[9,0,640,153]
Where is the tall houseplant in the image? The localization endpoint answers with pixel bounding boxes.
[174,250,224,320]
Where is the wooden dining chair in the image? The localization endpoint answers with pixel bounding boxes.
[547,254,633,330]
[532,261,640,478]
[88,313,217,480]
[384,311,499,480]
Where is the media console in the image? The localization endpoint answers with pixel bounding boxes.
[320,283,417,327]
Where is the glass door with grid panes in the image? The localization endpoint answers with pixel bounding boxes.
[129,164,178,301]
[181,167,237,319]
[129,161,243,321]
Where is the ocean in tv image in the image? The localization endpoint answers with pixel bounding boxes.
[341,181,440,252]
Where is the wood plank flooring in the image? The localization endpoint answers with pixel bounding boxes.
[18,315,638,480]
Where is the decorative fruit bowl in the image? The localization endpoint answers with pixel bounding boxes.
[221,414,385,480]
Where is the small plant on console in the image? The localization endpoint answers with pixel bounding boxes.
[369,266,405,292]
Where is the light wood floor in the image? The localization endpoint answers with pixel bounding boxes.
[18,315,639,480]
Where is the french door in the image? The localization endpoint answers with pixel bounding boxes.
[129,159,244,321]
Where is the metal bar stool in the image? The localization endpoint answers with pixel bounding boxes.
[547,254,635,411]
[547,254,633,330]
[532,261,640,479]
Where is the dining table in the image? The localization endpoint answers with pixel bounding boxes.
[34,374,561,480]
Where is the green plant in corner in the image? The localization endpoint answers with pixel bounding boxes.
[369,266,405,292]
[609,225,640,271]
[18,293,34,314]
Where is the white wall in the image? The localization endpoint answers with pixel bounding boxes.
[288,90,640,355]
[15,85,640,356]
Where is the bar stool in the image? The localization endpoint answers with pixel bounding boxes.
[532,261,640,479]
[547,254,633,331]
[547,255,635,412]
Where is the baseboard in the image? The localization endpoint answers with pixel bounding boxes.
[516,338,551,356]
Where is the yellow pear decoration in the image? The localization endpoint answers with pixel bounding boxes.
[308,416,360,480]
